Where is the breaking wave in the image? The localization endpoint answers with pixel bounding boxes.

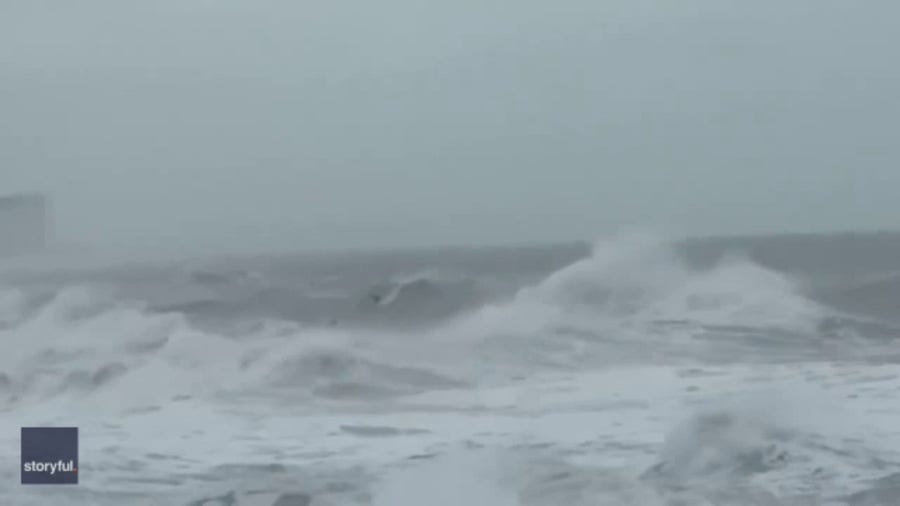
[438,233,834,365]
[0,284,467,411]
[4,231,900,506]
[516,233,823,330]
[0,233,872,413]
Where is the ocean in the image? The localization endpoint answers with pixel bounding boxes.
[3,231,900,505]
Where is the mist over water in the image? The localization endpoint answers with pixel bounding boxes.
[5,0,900,253]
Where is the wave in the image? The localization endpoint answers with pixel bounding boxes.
[533,234,824,330]
[147,268,494,331]
[813,271,900,321]
[261,346,466,399]
[358,273,488,325]
[0,284,466,411]
[647,409,791,479]
[0,232,883,412]
[440,233,831,354]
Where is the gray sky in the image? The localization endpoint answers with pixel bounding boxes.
[3,0,899,254]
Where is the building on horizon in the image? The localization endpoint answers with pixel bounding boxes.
[0,193,50,256]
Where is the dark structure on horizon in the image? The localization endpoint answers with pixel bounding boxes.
[0,193,50,256]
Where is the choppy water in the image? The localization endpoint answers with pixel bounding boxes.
[4,231,900,505]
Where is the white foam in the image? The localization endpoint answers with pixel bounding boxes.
[1,235,892,505]
[372,450,519,506]
[432,233,828,366]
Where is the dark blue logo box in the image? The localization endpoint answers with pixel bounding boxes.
[21,427,79,485]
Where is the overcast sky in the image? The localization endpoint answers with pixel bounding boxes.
[3,0,899,254]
